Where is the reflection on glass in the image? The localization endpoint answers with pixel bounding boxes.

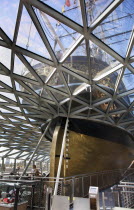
[35,8,81,60]
[90,41,119,79]
[47,71,68,93]
[97,71,119,90]
[0,0,19,40]
[0,47,11,69]
[64,41,90,78]
[0,92,17,102]
[119,69,134,93]
[128,94,134,105]
[40,0,82,25]
[63,72,83,93]
[93,0,134,57]
[24,56,55,83]
[17,6,51,59]
[130,47,134,57]
[0,75,12,87]
[85,0,113,25]
[14,55,27,76]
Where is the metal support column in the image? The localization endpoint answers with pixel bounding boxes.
[1,157,5,172]
[14,187,20,210]
[20,121,51,178]
[24,160,26,168]
[47,160,50,173]
[13,159,16,173]
[40,162,42,175]
[54,118,69,195]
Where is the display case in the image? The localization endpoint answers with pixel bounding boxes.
[0,179,39,210]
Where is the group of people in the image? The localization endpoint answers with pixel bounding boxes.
[10,165,40,176]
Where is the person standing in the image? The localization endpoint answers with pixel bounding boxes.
[31,165,40,176]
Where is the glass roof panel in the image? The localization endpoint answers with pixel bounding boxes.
[14,55,43,93]
[0,107,14,113]
[17,6,51,59]
[95,103,109,112]
[63,71,83,93]
[47,71,68,93]
[0,0,19,40]
[131,63,134,68]
[35,9,81,60]
[15,81,31,95]
[93,0,134,58]
[127,94,134,105]
[97,70,119,91]
[130,47,134,57]
[0,47,11,69]
[14,55,30,76]
[7,106,21,112]
[0,148,10,157]
[50,91,67,102]
[92,88,107,102]
[0,75,12,87]
[63,40,90,79]
[90,41,120,80]
[85,0,113,25]
[40,0,82,25]
[0,93,17,102]
[118,69,134,93]
[24,56,56,84]
[39,89,53,100]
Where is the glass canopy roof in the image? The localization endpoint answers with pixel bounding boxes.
[0,0,134,161]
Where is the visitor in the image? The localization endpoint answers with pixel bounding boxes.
[31,165,40,176]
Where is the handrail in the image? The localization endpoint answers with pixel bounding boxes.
[118,185,134,188]
[63,168,128,180]
[121,171,134,182]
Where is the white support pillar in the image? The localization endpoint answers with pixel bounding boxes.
[54,118,69,195]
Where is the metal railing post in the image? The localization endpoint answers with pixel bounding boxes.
[72,177,75,198]
[24,160,26,168]
[20,121,51,178]
[82,177,84,197]
[40,162,43,175]
[1,157,5,173]
[102,192,106,210]
[13,159,16,173]
[54,118,69,195]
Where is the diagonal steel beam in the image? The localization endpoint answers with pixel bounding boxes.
[89,0,124,31]
[59,35,84,63]
[16,53,44,85]
[0,28,12,47]
[24,3,58,65]
[126,28,134,60]
[93,63,123,81]
[20,120,52,177]
[24,0,84,34]
[13,0,23,45]
[15,45,54,66]
[0,63,10,75]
